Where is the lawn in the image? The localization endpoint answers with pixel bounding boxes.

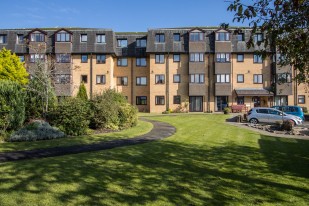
[0,120,153,152]
[0,114,308,205]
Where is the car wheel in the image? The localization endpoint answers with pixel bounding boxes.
[249,118,258,124]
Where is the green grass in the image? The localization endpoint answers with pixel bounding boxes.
[0,120,153,152]
[0,114,308,205]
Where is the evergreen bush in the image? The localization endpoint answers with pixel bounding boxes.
[90,89,137,130]
[76,82,88,101]
[0,80,25,132]
[49,97,90,136]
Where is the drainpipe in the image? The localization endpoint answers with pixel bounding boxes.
[90,53,93,99]
[166,52,170,111]
[131,58,134,104]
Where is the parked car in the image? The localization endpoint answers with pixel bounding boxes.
[271,106,305,121]
[247,107,303,125]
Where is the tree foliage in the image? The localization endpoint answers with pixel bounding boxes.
[227,0,309,84]
[76,82,88,101]
[0,80,25,133]
[0,48,29,85]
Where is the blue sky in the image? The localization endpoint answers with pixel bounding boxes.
[0,0,251,31]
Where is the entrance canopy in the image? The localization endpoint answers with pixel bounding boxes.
[235,88,274,96]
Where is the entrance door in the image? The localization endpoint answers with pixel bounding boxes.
[252,96,261,107]
[216,96,228,111]
[189,96,203,112]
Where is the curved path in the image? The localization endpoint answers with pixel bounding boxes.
[0,118,176,163]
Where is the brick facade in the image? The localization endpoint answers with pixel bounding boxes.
[0,27,308,113]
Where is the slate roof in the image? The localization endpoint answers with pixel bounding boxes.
[235,88,274,96]
[0,27,271,56]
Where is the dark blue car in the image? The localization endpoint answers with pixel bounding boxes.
[272,106,305,120]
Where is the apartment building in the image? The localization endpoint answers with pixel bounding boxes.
[0,27,308,113]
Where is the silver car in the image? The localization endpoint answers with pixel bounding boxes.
[247,107,303,125]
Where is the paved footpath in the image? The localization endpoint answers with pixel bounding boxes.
[0,118,176,163]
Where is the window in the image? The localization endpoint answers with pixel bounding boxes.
[117,77,128,86]
[96,34,105,43]
[18,55,25,62]
[237,33,244,41]
[55,74,71,84]
[253,54,263,63]
[136,38,147,47]
[216,74,230,83]
[254,33,263,42]
[56,32,70,42]
[190,53,204,62]
[56,54,71,63]
[173,54,180,62]
[155,75,165,84]
[256,109,269,114]
[189,32,203,41]
[136,58,146,66]
[155,34,165,43]
[277,73,292,83]
[136,77,147,86]
[298,95,305,104]
[173,95,181,104]
[96,54,106,64]
[173,74,181,83]
[136,96,147,105]
[81,55,88,63]
[81,34,87,42]
[17,34,24,44]
[30,33,44,42]
[253,74,263,84]
[117,58,128,66]
[237,74,244,83]
[237,54,244,62]
[96,75,106,84]
[155,54,164,64]
[190,74,204,83]
[237,96,244,105]
[117,39,127,47]
[216,32,230,41]
[30,54,45,63]
[155,96,165,105]
[81,75,88,83]
[173,33,180,41]
[216,53,230,62]
[0,35,7,44]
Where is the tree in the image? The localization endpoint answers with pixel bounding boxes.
[0,48,29,85]
[76,82,88,101]
[227,0,309,84]
[25,45,57,120]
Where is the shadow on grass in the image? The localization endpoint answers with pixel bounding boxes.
[0,136,308,205]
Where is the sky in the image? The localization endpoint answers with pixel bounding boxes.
[0,0,252,31]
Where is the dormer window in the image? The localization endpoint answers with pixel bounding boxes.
[30,32,45,42]
[254,33,263,43]
[56,32,70,42]
[190,32,203,41]
[155,34,165,43]
[216,32,230,41]
[117,39,128,47]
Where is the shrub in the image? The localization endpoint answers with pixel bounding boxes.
[223,107,231,114]
[118,104,138,129]
[10,120,65,142]
[302,107,308,113]
[76,82,88,101]
[0,80,25,132]
[281,120,293,131]
[49,98,90,136]
[90,89,137,130]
